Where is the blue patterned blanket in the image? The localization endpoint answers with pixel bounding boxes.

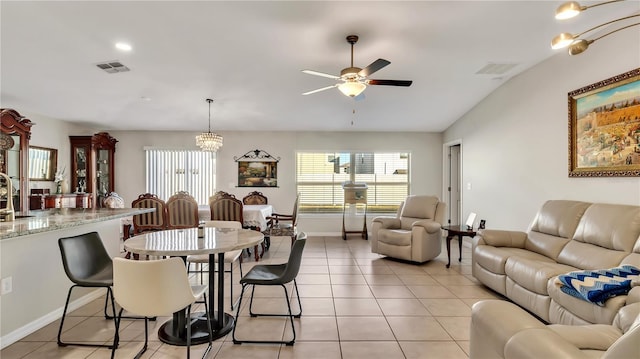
[554,265,640,306]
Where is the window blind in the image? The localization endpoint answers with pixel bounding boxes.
[145,149,216,205]
[296,152,409,213]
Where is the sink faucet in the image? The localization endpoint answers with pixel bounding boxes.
[0,172,15,221]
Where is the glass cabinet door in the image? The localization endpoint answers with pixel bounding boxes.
[96,148,110,196]
[74,147,88,193]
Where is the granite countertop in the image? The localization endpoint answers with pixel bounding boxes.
[0,208,154,240]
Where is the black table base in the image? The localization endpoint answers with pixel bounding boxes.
[158,312,234,346]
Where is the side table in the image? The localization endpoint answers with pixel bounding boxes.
[441,225,477,268]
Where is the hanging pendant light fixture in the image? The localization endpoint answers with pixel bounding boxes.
[196,98,223,152]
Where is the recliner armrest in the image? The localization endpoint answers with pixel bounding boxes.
[504,329,589,359]
[476,229,527,248]
[411,219,441,233]
[373,217,400,229]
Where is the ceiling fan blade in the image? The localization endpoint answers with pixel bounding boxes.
[367,79,413,87]
[302,69,340,80]
[302,84,338,95]
[358,59,390,77]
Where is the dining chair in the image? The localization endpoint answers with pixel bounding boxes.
[242,191,268,205]
[210,192,254,258]
[187,220,244,310]
[166,191,200,229]
[130,193,167,259]
[266,193,300,247]
[232,232,307,346]
[111,257,212,359]
[57,232,117,349]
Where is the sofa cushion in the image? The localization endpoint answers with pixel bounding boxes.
[475,245,548,275]
[557,240,630,270]
[572,203,640,253]
[548,280,628,324]
[530,200,591,239]
[378,229,412,246]
[505,257,576,295]
[525,200,591,259]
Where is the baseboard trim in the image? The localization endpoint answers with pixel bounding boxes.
[0,289,105,349]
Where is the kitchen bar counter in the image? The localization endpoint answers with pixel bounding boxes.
[0,207,154,348]
[0,208,153,240]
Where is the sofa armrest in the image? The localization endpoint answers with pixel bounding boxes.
[372,217,400,229]
[412,219,442,234]
[504,329,589,359]
[476,229,527,248]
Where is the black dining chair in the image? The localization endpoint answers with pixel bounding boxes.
[57,232,117,348]
[232,232,307,346]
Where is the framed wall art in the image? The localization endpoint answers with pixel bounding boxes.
[234,149,279,187]
[568,68,640,177]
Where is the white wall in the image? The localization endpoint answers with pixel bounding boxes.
[110,130,443,234]
[443,28,640,231]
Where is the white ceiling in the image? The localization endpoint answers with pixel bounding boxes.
[1,1,639,133]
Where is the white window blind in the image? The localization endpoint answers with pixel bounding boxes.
[145,148,216,205]
[296,152,410,213]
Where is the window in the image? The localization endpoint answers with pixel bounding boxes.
[145,148,216,205]
[296,152,410,213]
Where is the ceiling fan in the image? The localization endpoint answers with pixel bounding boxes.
[302,35,413,98]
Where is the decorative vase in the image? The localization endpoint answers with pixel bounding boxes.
[60,179,69,194]
[56,182,62,194]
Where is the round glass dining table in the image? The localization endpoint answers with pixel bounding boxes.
[124,227,264,345]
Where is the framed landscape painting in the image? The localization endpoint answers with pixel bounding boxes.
[568,68,640,177]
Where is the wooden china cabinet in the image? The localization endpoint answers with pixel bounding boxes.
[0,108,32,212]
[70,132,117,208]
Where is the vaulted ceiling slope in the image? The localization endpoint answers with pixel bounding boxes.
[1,1,638,132]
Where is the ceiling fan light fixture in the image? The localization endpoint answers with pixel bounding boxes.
[338,81,366,97]
[196,98,223,152]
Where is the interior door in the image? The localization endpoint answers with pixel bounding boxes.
[448,144,461,225]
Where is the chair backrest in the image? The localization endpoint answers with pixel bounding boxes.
[131,193,167,233]
[399,195,442,229]
[210,192,244,223]
[209,191,230,204]
[113,257,197,317]
[58,232,112,284]
[102,192,125,209]
[203,220,242,229]
[277,232,307,284]
[166,191,200,229]
[242,191,268,205]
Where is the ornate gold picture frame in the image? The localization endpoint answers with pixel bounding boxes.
[568,68,640,177]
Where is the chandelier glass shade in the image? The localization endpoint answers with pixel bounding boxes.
[196,98,223,152]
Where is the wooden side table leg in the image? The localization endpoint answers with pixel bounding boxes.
[458,235,463,262]
[446,234,452,268]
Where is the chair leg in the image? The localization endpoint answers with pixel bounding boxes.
[58,285,115,348]
[200,297,213,359]
[232,284,249,344]
[232,283,298,345]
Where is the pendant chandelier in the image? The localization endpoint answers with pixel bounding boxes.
[196,98,223,152]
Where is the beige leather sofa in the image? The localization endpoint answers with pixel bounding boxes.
[472,200,640,325]
[371,195,445,263]
[470,297,640,359]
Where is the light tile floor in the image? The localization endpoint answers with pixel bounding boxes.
[1,235,505,358]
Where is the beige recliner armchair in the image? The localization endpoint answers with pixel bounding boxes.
[371,195,445,263]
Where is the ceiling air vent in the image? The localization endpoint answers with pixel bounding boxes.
[95,61,130,74]
[475,62,518,75]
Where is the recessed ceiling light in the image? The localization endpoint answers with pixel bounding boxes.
[115,42,132,51]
